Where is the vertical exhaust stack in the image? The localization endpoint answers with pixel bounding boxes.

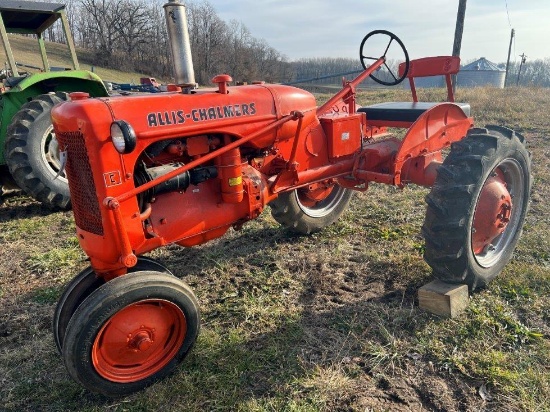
[164,0,196,89]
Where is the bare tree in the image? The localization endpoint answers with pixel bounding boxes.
[509,58,550,87]
[187,2,229,84]
[79,0,124,64]
[43,0,291,83]
[114,1,151,59]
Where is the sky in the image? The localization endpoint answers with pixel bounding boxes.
[208,0,549,65]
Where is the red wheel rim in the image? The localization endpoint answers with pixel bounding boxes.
[297,184,334,208]
[472,168,513,255]
[92,299,187,383]
[294,183,348,218]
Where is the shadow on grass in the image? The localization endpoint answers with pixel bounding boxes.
[1,282,442,411]
[1,223,473,411]
[0,194,58,223]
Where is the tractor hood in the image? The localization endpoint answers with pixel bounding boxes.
[53,83,318,150]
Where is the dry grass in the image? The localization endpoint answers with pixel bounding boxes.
[0,33,160,83]
[0,85,549,411]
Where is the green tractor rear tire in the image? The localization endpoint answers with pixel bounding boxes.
[5,92,70,209]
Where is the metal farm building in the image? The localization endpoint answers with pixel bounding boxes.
[457,57,505,88]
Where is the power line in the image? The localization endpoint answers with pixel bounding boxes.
[514,32,518,63]
[505,1,516,62]
[505,0,513,27]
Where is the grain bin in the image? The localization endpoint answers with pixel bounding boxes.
[458,57,505,88]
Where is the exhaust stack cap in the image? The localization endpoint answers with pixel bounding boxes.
[164,0,197,89]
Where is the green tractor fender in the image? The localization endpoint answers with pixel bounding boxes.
[1,69,108,164]
[4,69,108,97]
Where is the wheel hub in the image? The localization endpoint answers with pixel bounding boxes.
[298,183,333,207]
[295,182,349,219]
[41,126,68,182]
[92,299,186,383]
[472,170,513,254]
[128,330,154,352]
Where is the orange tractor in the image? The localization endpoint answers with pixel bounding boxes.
[51,21,531,396]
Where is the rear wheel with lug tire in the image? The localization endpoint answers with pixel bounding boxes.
[5,92,70,209]
[422,126,532,291]
[62,271,200,397]
[53,257,173,353]
[270,182,353,235]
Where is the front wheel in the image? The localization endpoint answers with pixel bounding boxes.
[270,183,353,234]
[62,271,200,397]
[53,257,174,353]
[422,126,532,290]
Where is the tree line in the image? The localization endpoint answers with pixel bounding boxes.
[507,59,550,87]
[42,0,292,84]
[38,0,421,87]
[294,58,550,88]
[39,0,550,87]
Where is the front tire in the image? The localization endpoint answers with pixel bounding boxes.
[53,257,173,353]
[62,271,200,397]
[271,183,353,235]
[422,126,531,290]
[5,92,70,209]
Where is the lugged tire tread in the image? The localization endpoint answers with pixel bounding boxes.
[5,92,70,209]
[422,125,532,290]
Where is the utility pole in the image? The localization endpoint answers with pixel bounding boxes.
[452,0,468,93]
[504,28,514,87]
[516,53,526,86]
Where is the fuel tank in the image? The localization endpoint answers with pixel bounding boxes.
[53,83,318,151]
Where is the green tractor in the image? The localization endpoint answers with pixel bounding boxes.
[0,1,109,209]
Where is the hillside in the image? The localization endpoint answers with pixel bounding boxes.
[0,34,166,84]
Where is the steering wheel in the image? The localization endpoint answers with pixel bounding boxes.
[359,30,410,86]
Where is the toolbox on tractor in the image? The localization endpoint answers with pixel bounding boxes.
[49,5,532,397]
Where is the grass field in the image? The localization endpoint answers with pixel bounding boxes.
[0,34,158,84]
[0,79,549,410]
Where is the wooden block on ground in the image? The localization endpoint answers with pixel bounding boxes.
[418,280,469,318]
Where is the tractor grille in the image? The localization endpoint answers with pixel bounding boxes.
[57,132,104,236]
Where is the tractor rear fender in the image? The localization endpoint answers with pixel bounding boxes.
[3,70,108,97]
[0,70,108,164]
[393,102,473,186]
